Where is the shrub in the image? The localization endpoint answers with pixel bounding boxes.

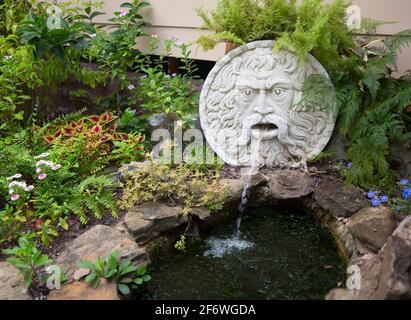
[119,161,227,215]
[197,0,353,66]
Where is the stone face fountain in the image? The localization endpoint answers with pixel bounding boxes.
[199,40,336,168]
[199,40,337,250]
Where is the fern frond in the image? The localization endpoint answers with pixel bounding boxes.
[386,29,411,54]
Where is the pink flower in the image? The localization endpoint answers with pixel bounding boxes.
[38,173,47,180]
[119,10,127,17]
[11,194,20,201]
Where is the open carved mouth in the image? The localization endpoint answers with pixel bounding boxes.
[251,123,279,140]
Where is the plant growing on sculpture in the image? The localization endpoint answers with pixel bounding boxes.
[2,237,53,288]
[77,251,151,295]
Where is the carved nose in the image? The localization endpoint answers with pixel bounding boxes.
[254,91,273,115]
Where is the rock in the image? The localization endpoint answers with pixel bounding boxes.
[124,202,188,245]
[372,216,411,299]
[325,288,354,300]
[314,180,368,217]
[0,262,32,300]
[47,279,119,300]
[347,207,397,253]
[331,216,411,300]
[56,225,146,279]
[266,169,315,199]
[111,161,152,183]
[191,207,212,222]
[313,208,357,261]
[219,172,267,204]
[390,142,411,180]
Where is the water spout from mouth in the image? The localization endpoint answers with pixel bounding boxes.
[236,136,261,236]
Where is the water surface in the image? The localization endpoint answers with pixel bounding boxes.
[143,206,345,300]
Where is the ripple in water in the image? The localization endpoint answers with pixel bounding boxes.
[203,237,254,258]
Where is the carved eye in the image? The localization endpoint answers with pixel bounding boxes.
[240,89,255,98]
[273,88,284,96]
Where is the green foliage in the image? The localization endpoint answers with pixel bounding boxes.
[305,30,411,187]
[132,69,200,129]
[0,0,32,35]
[17,12,87,59]
[196,0,260,48]
[119,161,228,215]
[0,148,120,247]
[2,237,53,288]
[197,0,354,65]
[67,175,119,224]
[174,235,187,251]
[0,36,40,135]
[39,112,145,175]
[77,251,151,295]
[116,108,145,133]
[86,1,150,87]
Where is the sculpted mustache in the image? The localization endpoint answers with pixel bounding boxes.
[238,114,288,144]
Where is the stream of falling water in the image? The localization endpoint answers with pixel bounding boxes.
[203,138,261,258]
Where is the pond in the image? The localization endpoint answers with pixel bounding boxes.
[142,206,346,300]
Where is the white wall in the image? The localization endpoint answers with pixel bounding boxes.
[69,0,411,73]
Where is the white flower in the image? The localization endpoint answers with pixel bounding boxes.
[6,174,22,181]
[36,160,53,168]
[45,161,53,167]
[36,167,42,174]
[34,152,49,159]
[4,55,12,60]
[52,164,62,171]
[24,185,34,192]
[36,160,46,167]
[8,181,27,189]
[90,33,97,38]
[119,10,127,17]
[9,189,15,195]
[128,84,135,90]
[151,34,158,38]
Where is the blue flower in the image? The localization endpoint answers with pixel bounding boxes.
[371,198,381,207]
[400,178,409,185]
[367,191,376,199]
[403,190,411,199]
[396,205,402,212]
[346,162,353,168]
[381,195,389,203]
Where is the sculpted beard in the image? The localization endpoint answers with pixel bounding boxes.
[218,112,299,167]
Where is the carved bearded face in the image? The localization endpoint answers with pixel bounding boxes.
[199,41,336,167]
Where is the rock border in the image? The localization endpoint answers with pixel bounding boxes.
[1,167,409,300]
